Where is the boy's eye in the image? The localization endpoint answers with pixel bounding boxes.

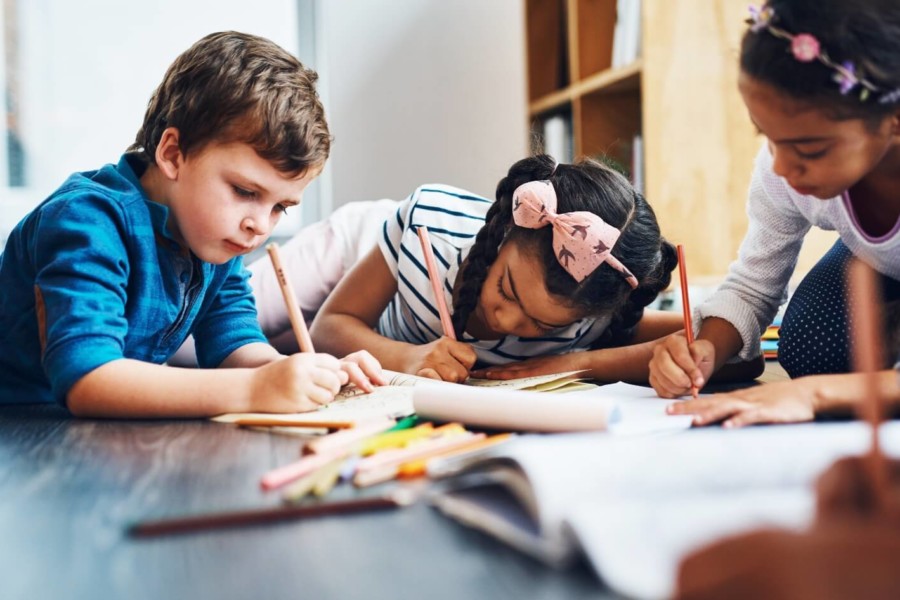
[232,185,256,198]
[273,204,290,215]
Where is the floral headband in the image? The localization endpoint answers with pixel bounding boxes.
[511,180,639,288]
[747,4,900,104]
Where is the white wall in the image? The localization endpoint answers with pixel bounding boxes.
[318,0,527,206]
[1,0,528,239]
[2,0,305,234]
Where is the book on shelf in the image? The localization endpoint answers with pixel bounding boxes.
[542,114,573,164]
[612,0,642,68]
[631,133,644,193]
[428,421,900,599]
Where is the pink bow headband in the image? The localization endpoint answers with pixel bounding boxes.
[511,180,639,288]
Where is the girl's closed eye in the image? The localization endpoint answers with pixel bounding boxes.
[794,146,829,160]
[496,275,515,302]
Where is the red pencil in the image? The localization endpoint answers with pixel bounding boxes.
[417,226,456,340]
[129,490,415,538]
[676,244,698,399]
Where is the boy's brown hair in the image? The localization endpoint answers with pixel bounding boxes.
[129,31,330,176]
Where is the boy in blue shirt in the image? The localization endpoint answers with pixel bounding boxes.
[0,31,385,417]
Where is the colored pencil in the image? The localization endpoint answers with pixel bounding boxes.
[848,259,887,512]
[416,226,456,340]
[266,242,315,353]
[129,490,415,538]
[676,244,698,399]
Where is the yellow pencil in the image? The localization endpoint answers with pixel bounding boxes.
[267,242,315,353]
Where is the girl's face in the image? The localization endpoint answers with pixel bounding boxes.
[467,239,584,339]
[739,72,900,200]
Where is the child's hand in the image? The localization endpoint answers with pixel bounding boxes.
[250,353,346,413]
[470,352,589,380]
[402,337,477,383]
[339,350,388,393]
[649,333,715,398]
[666,379,818,427]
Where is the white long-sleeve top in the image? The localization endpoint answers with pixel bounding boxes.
[698,145,900,360]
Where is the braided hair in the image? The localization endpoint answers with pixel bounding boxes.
[451,154,676,345]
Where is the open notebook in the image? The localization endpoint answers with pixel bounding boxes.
[212,369,598,429]
[427,422,900,600]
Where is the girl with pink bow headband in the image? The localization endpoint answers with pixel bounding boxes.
[311,154,683,383]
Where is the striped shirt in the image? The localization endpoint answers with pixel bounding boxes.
[377,184,611,366]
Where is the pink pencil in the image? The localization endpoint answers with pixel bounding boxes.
[417,226,456,340]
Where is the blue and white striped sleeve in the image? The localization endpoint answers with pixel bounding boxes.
[377,190,418,279]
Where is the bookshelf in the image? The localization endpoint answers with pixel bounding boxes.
[524,0,837,279]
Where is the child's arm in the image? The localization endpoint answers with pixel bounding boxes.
[667,369,900,428]
[472,309,686,383]
[67,352,349,419]
[311,246,476,382]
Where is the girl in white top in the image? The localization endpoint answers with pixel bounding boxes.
[652,0,900,425]
[311,154,684,382]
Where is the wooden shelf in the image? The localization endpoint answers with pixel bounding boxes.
[528,60,642,115]
[523,0,765,278]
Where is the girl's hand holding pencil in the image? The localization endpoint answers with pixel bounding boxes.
[401,337,476,383]
[648,332,716,399]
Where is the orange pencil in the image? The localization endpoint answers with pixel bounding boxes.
[417,226,456,340]
[676,244,698,399]
[267,242,315,353]
[848,259,887,513]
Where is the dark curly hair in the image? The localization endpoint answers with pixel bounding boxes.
[451,154,677,347]
[741,0,900,124]
[129,31,330,176]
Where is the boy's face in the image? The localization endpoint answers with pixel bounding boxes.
[468,239,583,340]
[739,72,900,200]
[154,131,318,264]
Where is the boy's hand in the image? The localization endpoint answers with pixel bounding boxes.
[339,350,388,393]
[470,352,589,380]
[649,333,715,398]
[250,353,345,413]
[403,337,477,383]
[666,379,818,428]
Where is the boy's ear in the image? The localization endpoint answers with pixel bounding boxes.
[155,127,184,181]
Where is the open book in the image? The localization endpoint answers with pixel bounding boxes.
[427,422,900,599]
[212,369,597,428]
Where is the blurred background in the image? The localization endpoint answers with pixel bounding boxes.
[0,0,835,284]
[0,0,527,241]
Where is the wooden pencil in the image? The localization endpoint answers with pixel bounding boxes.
[266,243,315,353]
[129,490,414,538]
[417,226,456,340]
[676,244,698,399]
[848,259,887,512]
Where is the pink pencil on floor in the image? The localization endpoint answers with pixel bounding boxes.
[417,226,456,340]
[267,242,315,353]
[676,244,699,399]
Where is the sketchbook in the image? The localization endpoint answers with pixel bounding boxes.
[211,369,597,427]
[427,421,900,600]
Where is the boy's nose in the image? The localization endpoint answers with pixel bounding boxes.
[241,214,271,236]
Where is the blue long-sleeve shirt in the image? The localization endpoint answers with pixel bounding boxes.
[0,154,267,406]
